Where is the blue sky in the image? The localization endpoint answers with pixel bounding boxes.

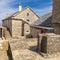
[0,0,52,24]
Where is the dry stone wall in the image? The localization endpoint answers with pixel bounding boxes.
[8,38,44,60]
[38,33,60,55]
[9,39,28,50]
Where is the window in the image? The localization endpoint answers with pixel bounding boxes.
[27,13,29,16]
[26,31,29,32]
[27,19,29,21]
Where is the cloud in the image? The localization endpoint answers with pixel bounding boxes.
[33,5,52,16]
[0,0,52,25]
[0,0,18,25]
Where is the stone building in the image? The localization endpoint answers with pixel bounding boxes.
[37,33,60,55]
[2,5,40,38]
[0,6,54,38]
[37,0,60,55]
[52,0,60,34]
[30,12,54,38]
[0,0,60,39]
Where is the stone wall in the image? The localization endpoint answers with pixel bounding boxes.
[52,0,60,34]
[52,23,60,34]
[2,19,12,35]
[0,29,2,37]
[30,27,41,38]
[8,38,43,60]
[2,7,39,38]
[52,0,60,23]
[24,23,30,36]
[9,39,28,51]
[13,8,39,24]
[12,20,22,38]
[30,27,53,38]
[37,33,60,54]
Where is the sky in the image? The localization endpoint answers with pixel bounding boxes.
[0,0,52,24]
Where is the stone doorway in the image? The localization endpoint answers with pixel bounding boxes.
[0,28,2,37]
[41,36,47,53]
[22,22,30,36]
[22,23,24,36]
[0,27,5,38]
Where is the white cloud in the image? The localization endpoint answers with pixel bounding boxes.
[0,0,18,25]
[0,0,52,25]
[33,5,52,16]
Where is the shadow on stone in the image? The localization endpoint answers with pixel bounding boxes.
[29,46,37,52]
[41,36,47,53]
[7,43,13,60]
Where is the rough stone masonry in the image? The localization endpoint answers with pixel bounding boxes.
[37,33,60,55]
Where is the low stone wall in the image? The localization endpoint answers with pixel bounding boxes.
[37,33,60,55]
[9,39,28,51]
[8,38,40,60]
[12,49,43,60]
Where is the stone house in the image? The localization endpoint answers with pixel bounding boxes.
[2,6,40,38]
[0,0,60,39]
[30,12,54,37]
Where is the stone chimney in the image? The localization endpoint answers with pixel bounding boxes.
[19,4,22,11]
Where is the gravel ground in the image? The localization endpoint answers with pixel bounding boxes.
[0,51,9,60]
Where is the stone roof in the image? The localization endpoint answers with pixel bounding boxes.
[2,6,53,30]
[33,12,52,26]
[31,12,53,30]
[39,12,52,27]
[31,25,54,30]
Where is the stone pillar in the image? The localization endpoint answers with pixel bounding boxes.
[52,0,60,34]
[2,28,4,39]
[37,34,43,53]
[52,0,60,23]
[1,28,3,38]
[0,28,2,37]
[22,23,24,36]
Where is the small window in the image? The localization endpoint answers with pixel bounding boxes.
[26,31,29,32]
[27,13,29,16]
[27,19,29,21]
